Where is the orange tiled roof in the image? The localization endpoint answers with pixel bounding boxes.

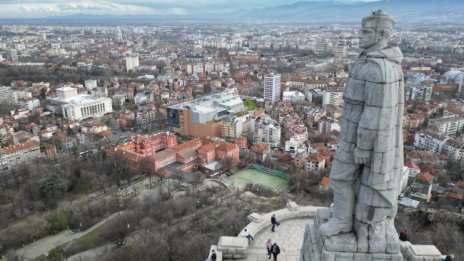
[457,181,464,189]
[320,177,330,186]
[416,172,433,183]
[216,141,237,152]
[306,154,325,162]
[447,193,464,200]
[199,143,216,152]
[1,140,39,154]
[100,130,112,136]
[251,143,269,154]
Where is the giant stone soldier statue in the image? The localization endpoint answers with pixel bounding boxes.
[319,10,404,253]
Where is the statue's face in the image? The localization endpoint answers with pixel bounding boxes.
[358,27,378,50]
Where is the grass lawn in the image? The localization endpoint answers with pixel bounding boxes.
[74,222,109,245]
[227,169,288,190]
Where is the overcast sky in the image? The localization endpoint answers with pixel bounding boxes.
[0,0,380,18]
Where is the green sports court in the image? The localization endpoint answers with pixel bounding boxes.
[227,167,288,190]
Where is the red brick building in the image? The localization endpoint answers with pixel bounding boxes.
[106,132,178,170]
[107,133,239,177]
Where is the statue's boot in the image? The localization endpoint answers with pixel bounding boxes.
[319,181,354,237]
[385,218,400,254]
[355,220,368,252]
[368,221,386,253]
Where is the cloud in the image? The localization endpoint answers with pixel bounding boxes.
[0,0,374,18]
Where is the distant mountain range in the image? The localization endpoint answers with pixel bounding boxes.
[1,0,464,25]
[236,0,464,24]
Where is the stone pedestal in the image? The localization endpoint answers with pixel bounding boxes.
[301,208,445,261]
[399,241,444,261]
[218,236,248,259]
[300,208,403,261]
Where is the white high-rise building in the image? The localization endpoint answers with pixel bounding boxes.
[126,56,139,73]
[458,73,464,100]
[116,27,123,41]
[6,49,18,63]
[264,74,281,102]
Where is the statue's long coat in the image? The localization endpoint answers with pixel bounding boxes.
[335,46,404,223]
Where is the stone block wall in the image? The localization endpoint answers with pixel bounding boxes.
[217,236,248,259]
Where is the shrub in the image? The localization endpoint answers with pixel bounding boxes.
[47,213,68,234]
[47,248,64,261]
[0,215,48,250]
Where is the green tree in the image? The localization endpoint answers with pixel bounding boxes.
[38,175,68,207]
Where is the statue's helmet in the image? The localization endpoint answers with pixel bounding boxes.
[361,10,395,32]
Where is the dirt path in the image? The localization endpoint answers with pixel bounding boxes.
[15,211,123,260]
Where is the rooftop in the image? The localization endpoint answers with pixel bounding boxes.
[56,86,76,92]
[1,140,39,155]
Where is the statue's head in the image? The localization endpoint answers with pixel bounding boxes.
[359,10,395,51]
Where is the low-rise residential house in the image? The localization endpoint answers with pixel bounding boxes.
[13,130,38,144]
[250,142,270,163]
[410,172,434,203]
[10,108,30,120]
[305,154,326,171]
[233,136,248,149]
[81,123,108,134]
[445,193,464,208]
[404,161,421,178]
[134,91,154,105]
[18,97,40,111]
[40,129,54,140]
[292,155,306,169]
[407,150,448,168]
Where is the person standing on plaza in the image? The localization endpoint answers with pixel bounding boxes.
[266,239,273,259]
[210,249,217,261]
[271,214,278,232]
[271,242,280,261]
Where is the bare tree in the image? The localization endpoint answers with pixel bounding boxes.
[138,157,157,188]
[107,152,136,187]
[220,156,235,175]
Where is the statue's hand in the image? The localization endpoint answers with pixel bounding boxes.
[354,147,371,165]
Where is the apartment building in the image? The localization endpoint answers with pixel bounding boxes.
[264,74,281,103]
[253,114,281,148]
[0,140,41,171]
[428,117,464,136]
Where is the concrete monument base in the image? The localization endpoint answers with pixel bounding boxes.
[301,208,403,261]
[300,208,444,261]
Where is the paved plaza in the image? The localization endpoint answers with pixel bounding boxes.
[231,218,312,261]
